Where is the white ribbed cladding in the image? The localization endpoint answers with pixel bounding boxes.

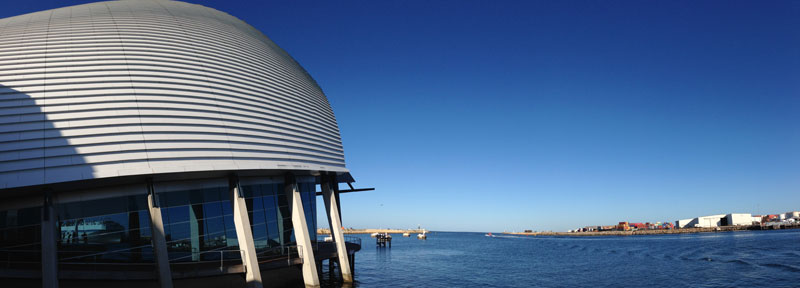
[0,0,347,189]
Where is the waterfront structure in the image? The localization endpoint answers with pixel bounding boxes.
[0,1,362,287]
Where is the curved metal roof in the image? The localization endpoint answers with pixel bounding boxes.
[0,0,347,189]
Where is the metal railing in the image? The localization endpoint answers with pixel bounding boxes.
[169,249,245,272]
[59,244,156,263]
[245,244,303,266]
[1,243,308,272]
[343,236,361,246]
[316,235,361,246]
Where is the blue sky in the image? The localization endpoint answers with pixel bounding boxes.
[4,1,798,232]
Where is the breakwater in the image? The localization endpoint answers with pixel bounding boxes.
[505,224,799,236]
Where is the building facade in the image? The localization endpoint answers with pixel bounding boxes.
[0,1,360,287]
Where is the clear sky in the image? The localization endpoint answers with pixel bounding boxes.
[4,1,798,232]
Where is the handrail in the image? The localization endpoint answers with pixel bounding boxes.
[1,245,308,273]
[169,249,245,272]
[60,244,155,261]
[343,235,361,246]
[316,235,361,246]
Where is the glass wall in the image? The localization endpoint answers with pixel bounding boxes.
[240,177,292,257]
[297,178,317,241]
[0,204,42,265]
[0,174,322,268]
[56,192,154,263]
[155,179,239,262]
[239,176,319,257]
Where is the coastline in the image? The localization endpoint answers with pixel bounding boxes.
[505,224,800,237]
[318,228,426,235]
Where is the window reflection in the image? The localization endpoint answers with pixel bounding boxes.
[241,181,292,258]
[298,181,317,240]
[157,185,239,262]
[57,194,153,263]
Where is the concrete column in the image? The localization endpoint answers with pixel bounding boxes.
[147,188,174,288]
[321,179,352,282]
[229,178,263,288]
[41,192,58,288]
[286,176,320,287]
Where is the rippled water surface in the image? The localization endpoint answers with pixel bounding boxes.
[323,230,800,287]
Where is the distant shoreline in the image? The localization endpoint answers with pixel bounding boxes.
[318,228,426,235]
[505,224,800,237]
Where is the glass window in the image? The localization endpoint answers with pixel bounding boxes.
[0,205,43,264]
[298,181,317,241]
[57,193,153,263]
[241,178,292,258]
[156,183,238,262]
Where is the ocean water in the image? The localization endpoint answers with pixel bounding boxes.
[322,230,800,288]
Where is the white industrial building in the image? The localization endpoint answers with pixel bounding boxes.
[724,213,753,226]
[676,219,695,229]
[675,213,753,228]
[696,214,726,227]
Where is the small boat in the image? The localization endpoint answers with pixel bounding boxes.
[485,232,495,237]
[370,232,379,238]
[323,236,333,242]
[417,231,427,240]
[403,232,410,237]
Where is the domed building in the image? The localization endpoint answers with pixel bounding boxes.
[0,1,362,287]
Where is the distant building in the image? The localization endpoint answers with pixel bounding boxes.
[695,214,726,227]
[724,213,752,226]
[676,219,694,229]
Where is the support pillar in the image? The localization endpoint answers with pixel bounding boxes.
[286,175,320,287]
[349,253,355,278]
[147,183,173,288]
[229,177,264,288]
[321,177,352,282]
[41,191,58,288]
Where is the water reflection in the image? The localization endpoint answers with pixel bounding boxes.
[376,246,391,263]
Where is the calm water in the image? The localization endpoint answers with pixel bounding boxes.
[322,230,800,288]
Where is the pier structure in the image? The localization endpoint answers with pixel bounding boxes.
[376,233,392,247]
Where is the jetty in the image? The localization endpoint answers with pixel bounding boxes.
[376,233,392,247]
